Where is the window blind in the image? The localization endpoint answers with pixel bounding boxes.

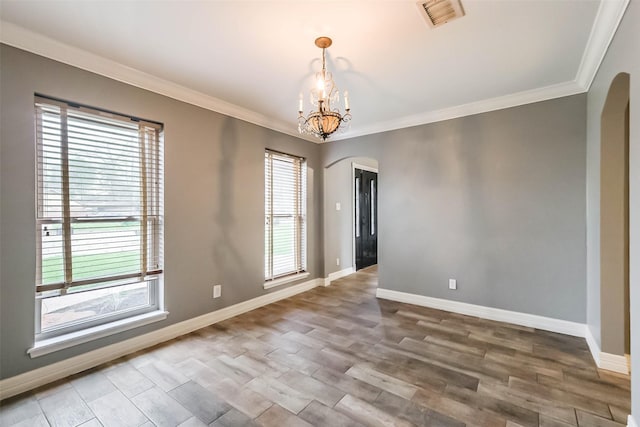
[35,96,163,294]
[265,150,307,281]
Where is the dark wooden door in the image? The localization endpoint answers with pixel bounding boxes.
[355,168,378,270]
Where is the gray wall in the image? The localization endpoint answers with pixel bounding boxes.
[585,0,639,416]
[322,94,587,322]
[323,157,378,276]
[0,45,323,379]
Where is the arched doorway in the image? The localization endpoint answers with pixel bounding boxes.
[600,72,630,371]
[323,157,379,280]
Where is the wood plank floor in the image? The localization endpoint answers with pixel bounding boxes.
[1,266,630,427]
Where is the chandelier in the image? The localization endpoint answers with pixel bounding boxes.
[298,37,351,141]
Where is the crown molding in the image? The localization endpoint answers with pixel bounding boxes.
[330,0,630,142]
[1,0,630,144]
[332,80,585,141]
[575,0,630,91]
[0,21,317,144]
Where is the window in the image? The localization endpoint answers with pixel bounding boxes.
[35,96,163,340]
[264,150,307,283]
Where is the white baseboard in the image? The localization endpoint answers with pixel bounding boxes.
[324,267,355,287]
[0,277,323,401]
[377,288,632,374]
[375,288,586,337]
[629,415,638,427]
[584,325,630,374]
[585,325,601,366]
[600,352,630,374]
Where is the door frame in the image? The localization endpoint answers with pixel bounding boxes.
[352,162,379,270]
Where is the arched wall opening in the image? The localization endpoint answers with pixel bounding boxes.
[600,72,631,363]
[323,156,379,279]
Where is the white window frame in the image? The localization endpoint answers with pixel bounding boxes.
[33,95,165,345]
[264,150,308,287]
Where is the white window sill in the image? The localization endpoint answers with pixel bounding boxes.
[28,310,169,358]
[264,272,310,290]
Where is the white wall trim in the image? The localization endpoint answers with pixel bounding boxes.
[0,21,317,144]
[599,352,630,375]
[28,310,169,359]
[0,277,323,400]
[2,2,629,143]
[628,415,638,427]
[376,288,586,337]
[336,0,629,140]
[585,325,602,367]
[263,272,310,290]
[584,325,630,374]
[334,81,586,141]
[324,267,355,287]
[574,0,631,90]
[378,288,633,374]
[352,163,379,174]
[2,10,627,144]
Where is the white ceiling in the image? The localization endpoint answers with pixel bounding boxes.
[0,0,629,142]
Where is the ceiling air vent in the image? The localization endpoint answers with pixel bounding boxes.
[416,0,465,28]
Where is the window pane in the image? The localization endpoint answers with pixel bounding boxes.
[40,281,151,331]
[272,216,295,277]
[70,221,141,281]
[38,108,64,218]
[67,111,141,218]
[264,150,306,280]
[40,223,64,285]
[272,157,296,215]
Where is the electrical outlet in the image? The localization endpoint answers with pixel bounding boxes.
[213,285,221,298]
[336,258,340,266]
[449,279,457,290]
